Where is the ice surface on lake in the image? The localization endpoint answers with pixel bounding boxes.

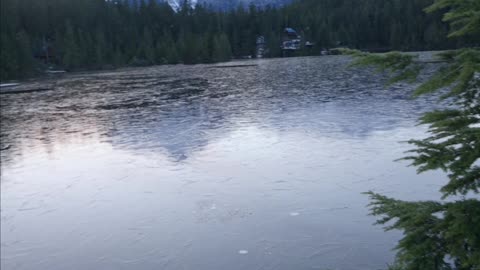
[1,55,448,270]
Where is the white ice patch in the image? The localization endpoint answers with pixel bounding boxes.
[289,212,300,216]
[238,250,249,255]
[0,83,20,88]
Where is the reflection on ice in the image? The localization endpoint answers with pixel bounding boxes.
[1,56,447,270]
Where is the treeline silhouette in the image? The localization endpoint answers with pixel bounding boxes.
[0,0,475,80]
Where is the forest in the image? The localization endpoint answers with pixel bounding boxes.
[0,0,478,80]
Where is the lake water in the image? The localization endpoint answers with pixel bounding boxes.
[1,56,447,270]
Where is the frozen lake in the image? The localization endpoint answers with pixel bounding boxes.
[0,56,447,270]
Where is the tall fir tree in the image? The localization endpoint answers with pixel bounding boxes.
[343,0,480,268]
[212,32,232,62]
[62,21,82,70]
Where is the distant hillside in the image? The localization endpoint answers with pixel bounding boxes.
[3,0,475,80]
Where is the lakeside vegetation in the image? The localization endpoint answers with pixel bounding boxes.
[346,0,479,268]
[1,0,479,81]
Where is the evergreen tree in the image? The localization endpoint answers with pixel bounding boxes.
[0,33,19,80]
[166,44,180,64]
[179,31,200,64]
[266,31,281,57]
[141,27,156,64]
[389,22,402,50]
[62,21,82,69]
[94,28,107,68]
[112,46,125,67]
[15,30,35,76]
[343,0,480,268]
[212,32,232,62]
[0,0,475,80]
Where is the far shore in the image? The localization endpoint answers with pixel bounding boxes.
[0,50,448,95]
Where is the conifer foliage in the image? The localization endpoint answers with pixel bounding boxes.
[345,0,479,268]
[0,0,474,81]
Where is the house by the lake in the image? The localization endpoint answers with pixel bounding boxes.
[281,28,301,51]
[256,36,267,58]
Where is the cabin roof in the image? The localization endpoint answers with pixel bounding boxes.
[284,28,297,34]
